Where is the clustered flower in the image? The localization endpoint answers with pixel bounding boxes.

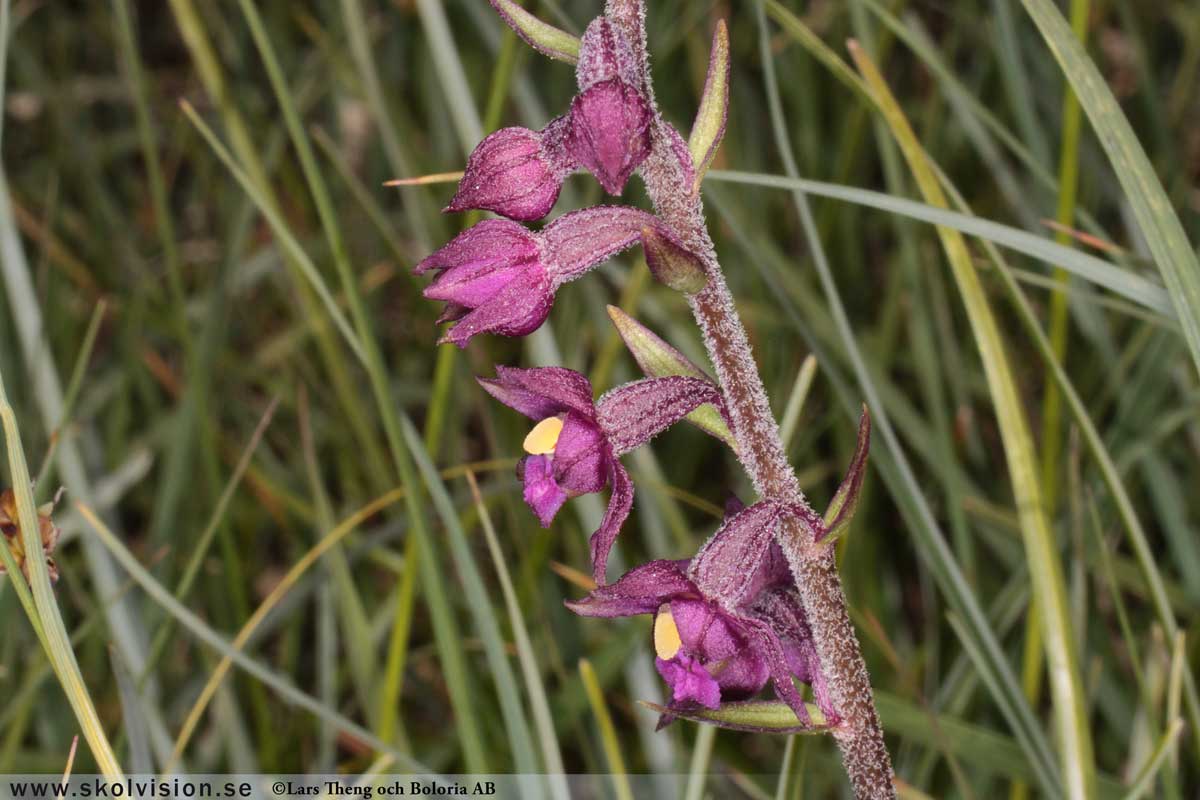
[409,1,870,730]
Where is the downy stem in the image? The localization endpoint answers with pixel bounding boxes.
[606,2,895,795]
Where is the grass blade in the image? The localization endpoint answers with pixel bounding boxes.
[848,40,1095,798]
[1018,0,1200,378]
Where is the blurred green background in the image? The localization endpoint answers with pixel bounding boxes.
[0,0,1197,796]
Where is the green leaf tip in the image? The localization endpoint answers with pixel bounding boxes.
[605,306,735,448]
[489,0,581,63]
[641,226,709,294]
[638,699,830,734]
[687,20,730,191]
[821,405,870,545]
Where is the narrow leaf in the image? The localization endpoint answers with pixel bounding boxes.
[820,406,870,544]
[1019,0,1200,380]
[849,39,1095,799]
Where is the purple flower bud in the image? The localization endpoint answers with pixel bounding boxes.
[478,365,724,583]
[445,122,574,222]
[566,18,652,195]
[576,17,641,91]
[567,81,652,195]
[415,219,552,348]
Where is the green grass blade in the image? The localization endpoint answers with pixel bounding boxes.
[399,415,540,775]
[1018,0,1200,379]
[706,170,1170,317]
[76,503,429,774]
[0,375,123,779]
[467,472,569,800]
[849,40,1095,799]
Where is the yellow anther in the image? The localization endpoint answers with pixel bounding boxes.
[523,416,564,455]
[653,606,682,660]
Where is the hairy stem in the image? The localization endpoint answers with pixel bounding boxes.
[606,2,895,795]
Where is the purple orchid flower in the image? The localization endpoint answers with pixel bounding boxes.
[566,17,653,195]
[477,365,725,583]
[567,499,835,727]
[416,206,695,348]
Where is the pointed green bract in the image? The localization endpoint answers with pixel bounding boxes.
[820,406,870,545]
[639,699,828,734]
[687,20,730,189]
[489,0,581,63]
[606,306,735,448]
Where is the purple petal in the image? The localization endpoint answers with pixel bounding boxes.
[518,455,567,526]
[670,598,744,662]
[708,647,772,700]
[687,502,785,611]
[748,588,814,682]
[655,655,721,709]
[541,205,659,285]
[551,414,610,496]
[565,558,694,618]
[438,268,553,348]
[589,459,634,585]
[445,127,563,221]
[576,17,641,91]
[423,254,538,308]
[739,615,813,727]
[415,218,537,275]
[477,365,596,421]
[596,375,723,454]
[566,80,652,195]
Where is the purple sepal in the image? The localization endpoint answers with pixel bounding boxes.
[567,80,652,195]
[596,376,724,454]
[445,126,564,221]
[541,206,659,285]
[478,365,596,420]
[589,460,633,585]
[565,558,694,617]
[656,655,721,709]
